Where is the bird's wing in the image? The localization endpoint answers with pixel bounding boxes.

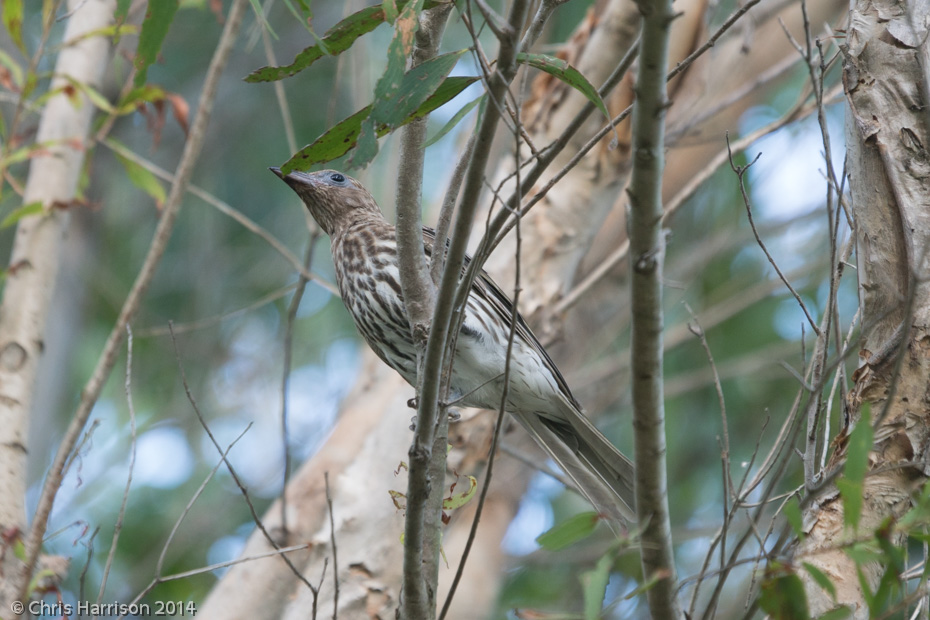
[421,226,584,412]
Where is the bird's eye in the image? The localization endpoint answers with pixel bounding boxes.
[330,173,346,184]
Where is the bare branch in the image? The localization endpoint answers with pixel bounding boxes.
[727,136,821,336]
[627,0,681,616]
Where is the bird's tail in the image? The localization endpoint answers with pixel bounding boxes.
[514,404,636,531]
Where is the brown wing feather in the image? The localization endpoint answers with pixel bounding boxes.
[421,226,583,411]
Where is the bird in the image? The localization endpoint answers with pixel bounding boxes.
[271,167,636,527]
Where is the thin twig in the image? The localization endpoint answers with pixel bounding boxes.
[325,472,339,620]
[121,425,254,619]
[135,282,300,337]
[99,138,332,290]
[726,135,821,336]
[554,86,839,315]
[280,240,319,533]
[96,326,138,604]
[431,134,476,286]
[168,323,321,600]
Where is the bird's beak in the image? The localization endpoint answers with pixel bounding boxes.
[269,166,284,179]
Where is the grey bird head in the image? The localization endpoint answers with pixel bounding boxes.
[270,167,382,236]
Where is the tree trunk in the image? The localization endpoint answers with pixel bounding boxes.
[0,0,115,608]
[796,1,930,616]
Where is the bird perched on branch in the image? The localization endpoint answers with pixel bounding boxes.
[271,167,635,527]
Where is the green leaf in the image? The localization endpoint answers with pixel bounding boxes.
[22,70,36,99]
[350,0,424,168]
[845,541,882,567]
[248,0,277,40]
[280,75,477,172]
[42,0,54,29]
[382,0,400,24]
[384,48,467,126]
[115,0,132,24]
[245,4,379,82]
[12,537,25,561]
[65,23,139,47]
[115,150,166,207]
[839,408,873,529]
[116,85,167,114]
[783,496,804,539]
[2,0,25,54]
[759,567,809,620]
[855,564,876,613]
[353,46,467,168]
[872,564,900,613]
[581,550,614,620]
[442,475,476,510]
[818,607,853,620]
[875,519,905,574]
[59,75,116,113]
[423,94,482,148]
[244,1,446,83]
[0,48,24,89]
[293,0,312,13]
[845,411,873,485]
[0,141,55,168]
[134,0,181,87]
[536,511,600,551]
[516,52,612,130]
[280,0,324,40]
[801,562,836,601]
[0,201,43,229]
[836,478,863,530]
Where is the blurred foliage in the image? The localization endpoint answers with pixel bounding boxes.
[0,0,879,618]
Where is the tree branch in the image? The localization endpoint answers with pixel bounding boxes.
[627,0,681,617]
[396,4,453,618]
[401,0,531,617]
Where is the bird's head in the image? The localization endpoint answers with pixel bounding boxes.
[270,168,382,236]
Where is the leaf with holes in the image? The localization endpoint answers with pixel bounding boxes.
[280,75,477,173]
[245,0,446,83]
[350,0,424,168]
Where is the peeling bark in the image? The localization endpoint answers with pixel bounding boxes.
[795,1,930,616]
